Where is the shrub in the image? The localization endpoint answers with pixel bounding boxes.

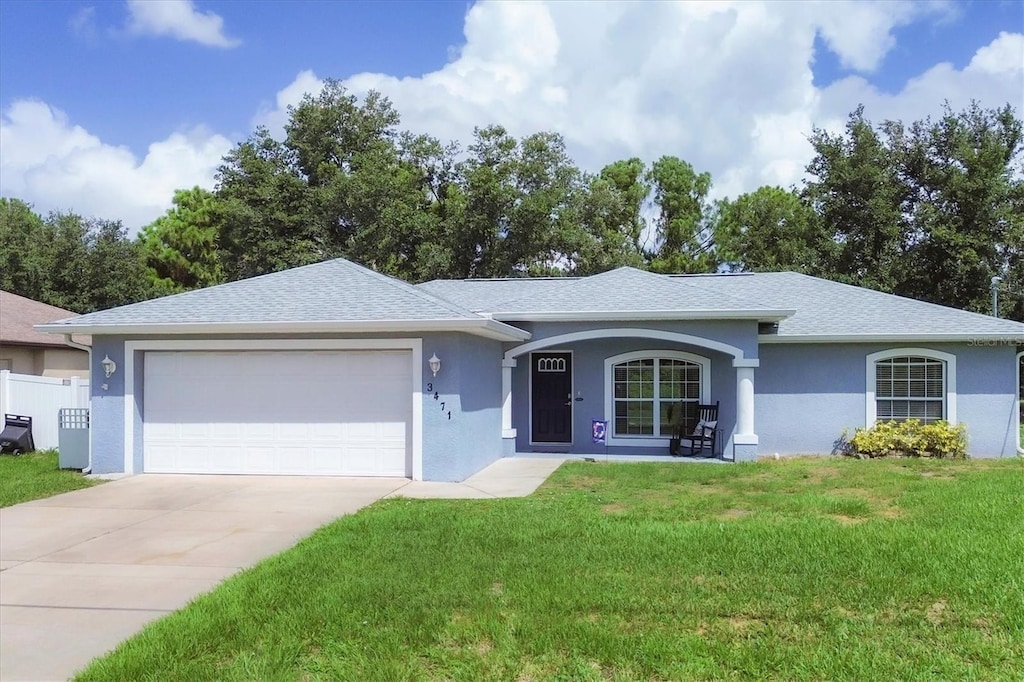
[845,419,967,459]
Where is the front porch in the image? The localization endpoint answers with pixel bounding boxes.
[511,451,733,464]
[499,325,761,462]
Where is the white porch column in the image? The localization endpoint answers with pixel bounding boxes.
[501,358,517,439]
[732,359,759,460]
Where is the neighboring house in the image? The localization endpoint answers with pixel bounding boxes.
[36,259,1024,481]
[1,290,90,378]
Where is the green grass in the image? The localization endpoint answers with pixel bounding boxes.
[0,449,100,507]
[78,457,1024,681]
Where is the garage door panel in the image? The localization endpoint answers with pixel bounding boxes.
[144,350,412,477]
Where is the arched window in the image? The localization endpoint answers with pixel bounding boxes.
[604,351,710,444]
[866,349,957,426]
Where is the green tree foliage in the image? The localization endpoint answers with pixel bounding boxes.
[138,187,226,294]
[893,103,1023,315]
[646,156,717,273]
[0,198,50,300]
[572,159,648,274]
[804,103,1024,316]
[3,97,1020,321]
[0,201,153,313]
[804,106,908,292]
[716,186,825,273]
[217,129,320,281]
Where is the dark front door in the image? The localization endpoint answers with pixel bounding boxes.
[531,352,572,443]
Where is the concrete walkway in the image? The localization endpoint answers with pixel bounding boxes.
[0,457,563,681]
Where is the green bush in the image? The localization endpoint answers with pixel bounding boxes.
[845,419,968,459]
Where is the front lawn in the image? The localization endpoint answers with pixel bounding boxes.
[79,457,1023,681]
[0,449,100,507]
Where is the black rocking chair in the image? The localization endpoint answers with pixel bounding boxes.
[678,401,719,457]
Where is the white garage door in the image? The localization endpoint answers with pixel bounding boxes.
[143,350,412,476]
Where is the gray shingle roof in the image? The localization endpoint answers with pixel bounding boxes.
[419,267,782,317]
[420,269,1024,339]
[672,272,1024,338]
[42,259,486,328]
[38,258,1024,342]
[492,267,777,315]
[417,277,581,312]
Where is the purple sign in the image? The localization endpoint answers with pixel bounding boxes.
[592,419,607,444]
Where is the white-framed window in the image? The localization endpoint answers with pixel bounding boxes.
[866,349,956,426]
[604,351,710,445]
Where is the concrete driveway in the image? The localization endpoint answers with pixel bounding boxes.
[0,458,563,681]
[0,474,408,682]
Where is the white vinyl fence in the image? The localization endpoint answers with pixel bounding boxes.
[0,370,90,451]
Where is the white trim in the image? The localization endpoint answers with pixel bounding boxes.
[39,318,530,343]
[763,333,1024,344]
[501,358,517,440]
[123,338,424,480]
[603,350,711,447]
[865,348,957,427]
[732,358,760,368]
[505,328,749,362]
[1017,351,1023,455]
[734,434,759,445]
[528,351,574,446]
[493,309,793,322]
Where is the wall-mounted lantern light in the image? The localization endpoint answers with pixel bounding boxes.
[428,353,441,377]
[101,354,117,378]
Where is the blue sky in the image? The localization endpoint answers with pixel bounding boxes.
[1,0,1021,232]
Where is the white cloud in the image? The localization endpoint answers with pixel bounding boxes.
[0,100,232,233]
[3,1,1020,238]
[69,6,98,41]
[251,69,325,137]
[270,0,1017,201]
[126,0,239,48]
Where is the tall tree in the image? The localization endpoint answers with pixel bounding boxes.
[893,103,1024,314]
[804,103,1024,316]
[646,156,717,273]
[0,202,153,313]
[716,186,825,273]
[216,129,320,280]
[572,159,648,274]
[0,198,49,300]
[455,125,519,278]
[503,131,584,276]
[804,106,908,292]
[82,219,154,312]
[138,187,226,294]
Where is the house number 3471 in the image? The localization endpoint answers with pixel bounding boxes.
[426,383,451,419]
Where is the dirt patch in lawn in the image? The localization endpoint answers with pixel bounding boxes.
[717,508,751,521]
[829,514,868,525]
[725,616,765,633]
[926,600,949,625]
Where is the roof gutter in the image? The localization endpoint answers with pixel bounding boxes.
[36,318,531,343]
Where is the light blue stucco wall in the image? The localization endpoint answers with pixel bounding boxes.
[87,336,128,474]
[86,330,1019,477]
[506,320,759,457]
[419,332,505,481]
[86,332,505,480]
[757,342,1020,457]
